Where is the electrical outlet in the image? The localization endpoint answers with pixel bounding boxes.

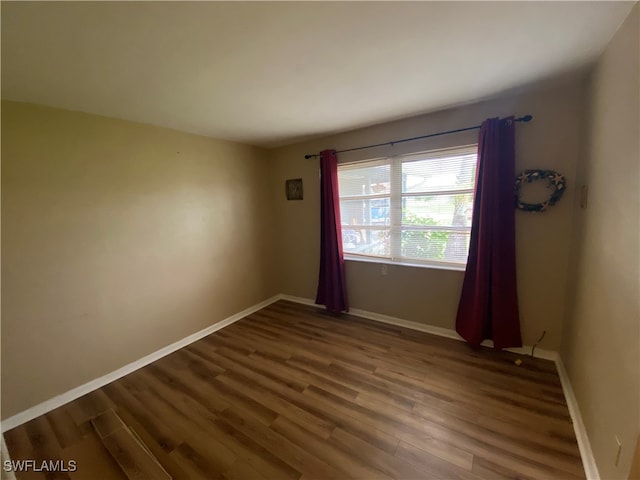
[381,264,388,276]
[615,435,622,466]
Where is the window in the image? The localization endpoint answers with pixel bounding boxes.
[337,145,477,269]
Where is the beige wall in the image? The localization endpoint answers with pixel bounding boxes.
[1,101,277,419]
[270,81,586,351]
[561,5,639,480]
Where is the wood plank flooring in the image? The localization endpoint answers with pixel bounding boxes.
[4,300,585,479]
[91,409,172,480]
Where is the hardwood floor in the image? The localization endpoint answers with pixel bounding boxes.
[4,300,585,479]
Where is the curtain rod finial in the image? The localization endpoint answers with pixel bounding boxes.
[305,154,316,159]
[519,114,533,122]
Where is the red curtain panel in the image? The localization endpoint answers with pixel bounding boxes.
[315,149,349,314]
[456,117,522,349]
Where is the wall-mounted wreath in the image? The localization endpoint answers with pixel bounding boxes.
[515,169,566,213]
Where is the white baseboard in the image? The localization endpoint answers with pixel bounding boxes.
[0,295,281,433]
[279,294,557,360]
[555,356,600,480]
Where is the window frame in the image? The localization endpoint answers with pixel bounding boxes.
[337,145,478,271]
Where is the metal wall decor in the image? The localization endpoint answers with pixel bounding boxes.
[515,169,566,213]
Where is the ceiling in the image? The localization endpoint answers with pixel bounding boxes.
[1,1,635,148]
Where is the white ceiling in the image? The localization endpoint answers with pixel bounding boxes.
[1,1,635,147]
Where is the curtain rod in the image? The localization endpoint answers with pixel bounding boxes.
[304,114,533,159]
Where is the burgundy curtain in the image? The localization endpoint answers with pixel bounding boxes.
[315,150,349,313]
[456,117,522,349]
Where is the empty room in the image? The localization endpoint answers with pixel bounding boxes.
[1,2,638,479]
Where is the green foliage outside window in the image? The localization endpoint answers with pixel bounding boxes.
[402,211,450,260]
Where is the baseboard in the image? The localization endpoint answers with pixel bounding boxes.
[278,294,557,361]
[478,339,557,361]
[555,356,600,480]
[1,295,281,433]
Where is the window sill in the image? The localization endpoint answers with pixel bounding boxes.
[343,254,466,272]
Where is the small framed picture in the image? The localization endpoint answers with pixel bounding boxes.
[286,178,303,200]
